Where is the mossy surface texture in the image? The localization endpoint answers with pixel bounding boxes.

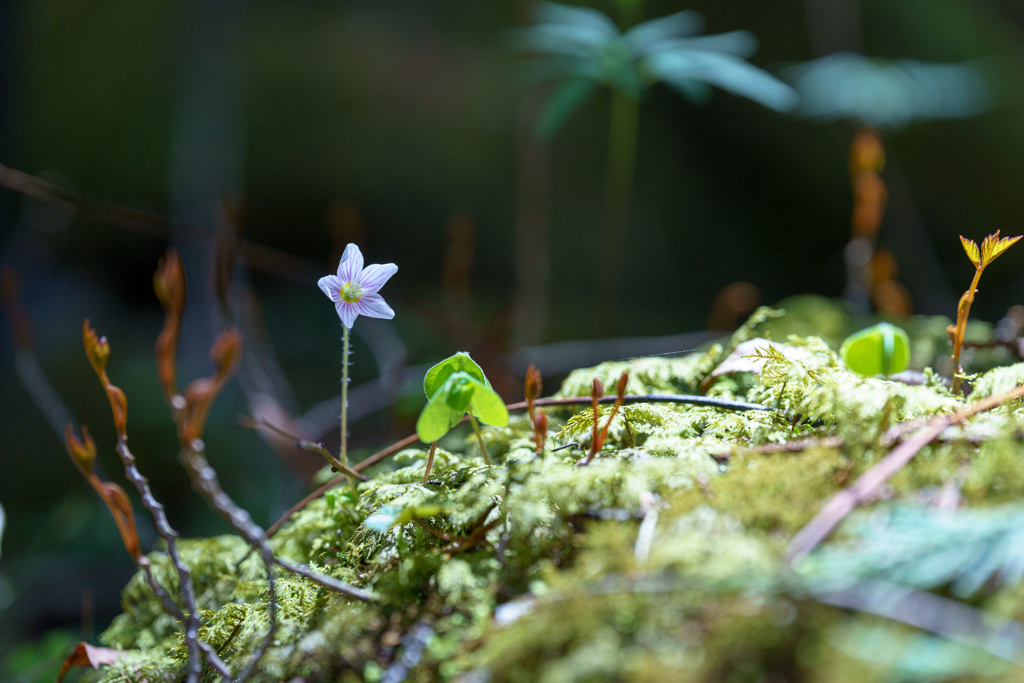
[94,297,1024,682]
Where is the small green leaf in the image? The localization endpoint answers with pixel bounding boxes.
[470,383,510,427]
[840,323,910,377]
[423,352,489,398]
[416,392,463,442]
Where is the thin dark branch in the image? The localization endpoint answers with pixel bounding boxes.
[179,443,278,683]
[514,394,770,412]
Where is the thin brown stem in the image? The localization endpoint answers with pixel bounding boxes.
[469,415,492,464]
[180,441,374,604]
[423,441,439,483]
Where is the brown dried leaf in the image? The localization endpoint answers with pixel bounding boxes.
[57,642,120,683]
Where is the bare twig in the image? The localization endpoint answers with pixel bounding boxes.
[242,416,365,481]
[787,382,1024,562]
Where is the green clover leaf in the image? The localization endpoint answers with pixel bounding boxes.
[840,322,910,377]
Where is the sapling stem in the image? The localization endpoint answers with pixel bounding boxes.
[469,414,492,464]
[340,325,350,466]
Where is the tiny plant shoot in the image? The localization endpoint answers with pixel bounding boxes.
[416,352,509,466]
[318,244,398,467]
[840,322,910,377]
[950,231,1021,394]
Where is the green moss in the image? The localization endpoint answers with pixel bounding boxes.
[84,298,1024,682]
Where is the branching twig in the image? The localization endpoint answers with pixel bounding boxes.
[787,382,1024,562]
[180,440,374,602]
[242,416,365,481]
[114,439,227,680]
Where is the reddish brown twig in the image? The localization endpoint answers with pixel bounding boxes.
[578,372,629,466]
[525,365,547,453]
[787,382,1024,562]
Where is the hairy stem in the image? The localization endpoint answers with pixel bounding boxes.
[341,325,351,467]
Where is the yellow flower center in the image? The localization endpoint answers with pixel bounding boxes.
[340,282,363,303]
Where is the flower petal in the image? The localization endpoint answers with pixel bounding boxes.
[336,301,359,328]
[318,275,341,302]
[357,263,398,293]
[336,243,364,283]
[355,292,395,320]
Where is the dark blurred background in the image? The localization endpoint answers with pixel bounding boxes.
[4,0,1024,673]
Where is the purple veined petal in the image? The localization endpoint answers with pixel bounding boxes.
[357,263,398,293]
[336,301,359,328]
[354,292,395,320]
[336,243,364,283]
[318,275,341,301]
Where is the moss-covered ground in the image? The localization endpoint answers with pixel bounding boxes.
[93,296,1024,682]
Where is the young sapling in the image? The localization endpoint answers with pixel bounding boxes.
[950,231,1021,393]
[416,352,509,467]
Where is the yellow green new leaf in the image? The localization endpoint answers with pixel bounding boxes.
[960,230,1021,270]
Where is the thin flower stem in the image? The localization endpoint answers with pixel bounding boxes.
[341,325,350,467]
[423,441,439,483]
[469,415,492,465]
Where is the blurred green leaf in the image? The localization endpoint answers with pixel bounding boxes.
[536,77,600,139]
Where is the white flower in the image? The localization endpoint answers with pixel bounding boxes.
[318,244,398,328]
